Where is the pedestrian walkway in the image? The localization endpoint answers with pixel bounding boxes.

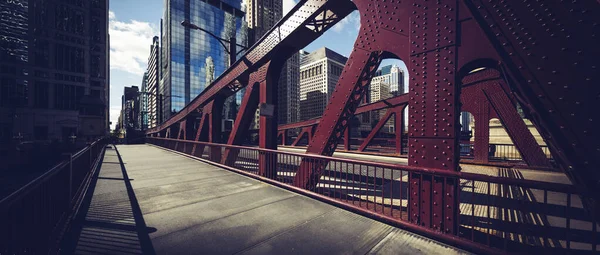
[63,144,470,254]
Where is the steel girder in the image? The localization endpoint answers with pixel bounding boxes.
[289,0,461,233]
[220,62,280,177]
[144,0,600,229]
[462,0,600,210]
[222,64,268,166]
[357,105,406,153]
[461,70,551,168]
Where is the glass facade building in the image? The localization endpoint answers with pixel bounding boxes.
[160,0,247,121]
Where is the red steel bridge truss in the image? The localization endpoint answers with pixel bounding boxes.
[146,0,599,252]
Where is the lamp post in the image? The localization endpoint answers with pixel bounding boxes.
[180,20,248,67]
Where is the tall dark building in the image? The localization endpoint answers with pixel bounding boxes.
[0,0,109,144]
[121,86,139,131]
[159,0,247,123]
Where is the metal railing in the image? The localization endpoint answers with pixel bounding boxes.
[0,138,108,254]
[489,143,553,161]
[147,137,597,254]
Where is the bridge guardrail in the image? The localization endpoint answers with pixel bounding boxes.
[0,138,108,254]
[147,137,597,254]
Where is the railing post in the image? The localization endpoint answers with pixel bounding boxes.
[65,153,73,200]
[89,144,92,168]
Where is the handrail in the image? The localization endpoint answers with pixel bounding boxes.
[0,137,108,253]
[0,138,104,207]
[148,137,594,254]
[146,137,577,194]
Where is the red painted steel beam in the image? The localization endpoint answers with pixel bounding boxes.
[463,0,600,212]
[357,108,394,152]
[482,82,552,168]
[357,104,406,154]
[291,0,463,234]
[277,93,409,131]
[277,118,320,131]
[355,93,409,115]
[222,73,261,166]
[258,63,278,178]
[461,68,552,168]
[290,127,312,147]
[292,0,410,181]
[191,109,209,156]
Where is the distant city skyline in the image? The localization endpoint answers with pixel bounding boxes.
[108,0,408,130]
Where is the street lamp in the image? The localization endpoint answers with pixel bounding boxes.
[181,20,248,66]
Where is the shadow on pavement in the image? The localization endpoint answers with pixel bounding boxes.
[60,145,156,254]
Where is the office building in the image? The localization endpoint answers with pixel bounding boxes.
[374,64,403,96]
[247,0,300,128]
[160,0,247,122]
[298,47,347,121]
[138,73,149,130]
[121,86,139,133]
[369,77,393,132]
[146,36,161,128]
[0,0,109,144]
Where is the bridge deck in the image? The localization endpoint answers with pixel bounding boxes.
[63,144,469,254]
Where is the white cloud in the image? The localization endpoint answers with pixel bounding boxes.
[332,11,360,33]
[110,106,121,130]
[283,0,297,16]
[109,12,158,75]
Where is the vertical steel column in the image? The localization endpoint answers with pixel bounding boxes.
[343,127,350,151]
[473,105,491,163]
[209,97,224,162]
[407,0,459,234]
[278,131,286,146]
[191,109,209,156]
[222,64,267,165]
[395,106,405,155]
[175,120,186,151]
[258,74,278,178]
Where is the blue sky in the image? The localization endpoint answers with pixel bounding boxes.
[108,0,407,130]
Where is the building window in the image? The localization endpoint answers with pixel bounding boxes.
[34,81,49,108]
[55,4,85,34]
[0,78,28,107]
[54,84,83,110]
[55,44,85,73]
[91,55,104,78]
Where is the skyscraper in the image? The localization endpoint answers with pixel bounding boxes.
[299,47,347,121]
[146,36,161,128]
[160,0,247,122]
[247,0,300,127]
[374,64,403,96]
[0,0,109,144]
[369,76,393,132]
[139,72,149,130]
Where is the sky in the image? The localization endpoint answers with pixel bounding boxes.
[108,0,408,130]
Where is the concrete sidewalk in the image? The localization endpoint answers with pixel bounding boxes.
[65,144,471,254]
